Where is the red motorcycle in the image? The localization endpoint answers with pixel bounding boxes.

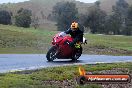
[46,32,87,61]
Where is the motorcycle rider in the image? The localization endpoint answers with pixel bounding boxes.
[59,21,84,48]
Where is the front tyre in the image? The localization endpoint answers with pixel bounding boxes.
[46,46,57,62]
[71,47,82,61]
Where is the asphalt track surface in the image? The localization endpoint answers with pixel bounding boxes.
[0,54,132,73]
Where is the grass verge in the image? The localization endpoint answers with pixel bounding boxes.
[0,24,132,55]
[0,62,132,88]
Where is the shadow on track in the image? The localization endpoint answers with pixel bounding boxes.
[47,59,83,64]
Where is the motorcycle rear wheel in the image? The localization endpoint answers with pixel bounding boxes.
[46,46,57,62]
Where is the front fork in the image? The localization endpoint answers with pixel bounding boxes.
[53,45,61,58]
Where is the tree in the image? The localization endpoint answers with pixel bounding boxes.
[125,6,132,35]
[104,0,129,35]
[112,0,129,34]
[15,8,32,28]
[52,2,78,31]
[0,10,12,25]
[83,1,107,34]
[105,14,121,35]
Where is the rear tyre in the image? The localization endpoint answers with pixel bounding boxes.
[46,46,57,62]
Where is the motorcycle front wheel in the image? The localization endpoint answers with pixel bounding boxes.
[71,47,82,61]
[46,46,57,62]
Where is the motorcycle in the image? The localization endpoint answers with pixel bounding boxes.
[46,32,87,62]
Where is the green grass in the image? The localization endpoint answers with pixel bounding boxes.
[0,24,57,53]
[83,34,132,55]
[0,62,132,88]
[0,24,132,55]
[85,34,132,50]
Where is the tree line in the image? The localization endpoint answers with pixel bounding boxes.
[0,8,32,28]
[52,0,132,35]
[0,0,131,35]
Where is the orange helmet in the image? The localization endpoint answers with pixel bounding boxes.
[71,22,78,30]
